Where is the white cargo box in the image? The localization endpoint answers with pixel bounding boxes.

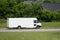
[7,18,42,29]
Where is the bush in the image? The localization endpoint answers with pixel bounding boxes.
[53,11,60,21]
[43,0,56,3]
[40,10,53,22]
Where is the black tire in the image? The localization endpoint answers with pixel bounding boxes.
[18,26,21,29]
[36,25,41,29]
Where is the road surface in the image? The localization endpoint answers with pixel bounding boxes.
[0,28,60,32]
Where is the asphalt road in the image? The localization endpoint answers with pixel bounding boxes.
[0,28,60,32]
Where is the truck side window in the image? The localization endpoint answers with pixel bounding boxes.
[34,20,37,23]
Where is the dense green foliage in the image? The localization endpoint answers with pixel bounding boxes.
[43,0,60,3]
[0,0,60,22]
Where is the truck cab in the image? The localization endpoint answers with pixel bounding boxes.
[34,20,42,28]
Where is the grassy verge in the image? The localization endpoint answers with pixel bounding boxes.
[0,22,6,28]
[42,22,60,28]
[0,19,6,28]
[0,32,60,40]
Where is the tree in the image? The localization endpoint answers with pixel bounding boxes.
[0,0,9,19]
[0,0,22,19]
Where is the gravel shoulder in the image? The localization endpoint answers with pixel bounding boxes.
[0,28,60,32]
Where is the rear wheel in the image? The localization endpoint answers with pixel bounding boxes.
[18,25,21,29]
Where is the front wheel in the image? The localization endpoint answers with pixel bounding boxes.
[36,25,41,29]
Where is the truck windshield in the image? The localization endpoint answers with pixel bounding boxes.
[34,20,38,23]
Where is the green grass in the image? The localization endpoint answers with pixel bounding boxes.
[0,19,6,28]
[0,22,60,28]
[42,22,60,28]
[0,22,6,28]
[0,32,60,40]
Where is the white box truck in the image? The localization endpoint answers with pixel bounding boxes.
[7,18,42,29]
